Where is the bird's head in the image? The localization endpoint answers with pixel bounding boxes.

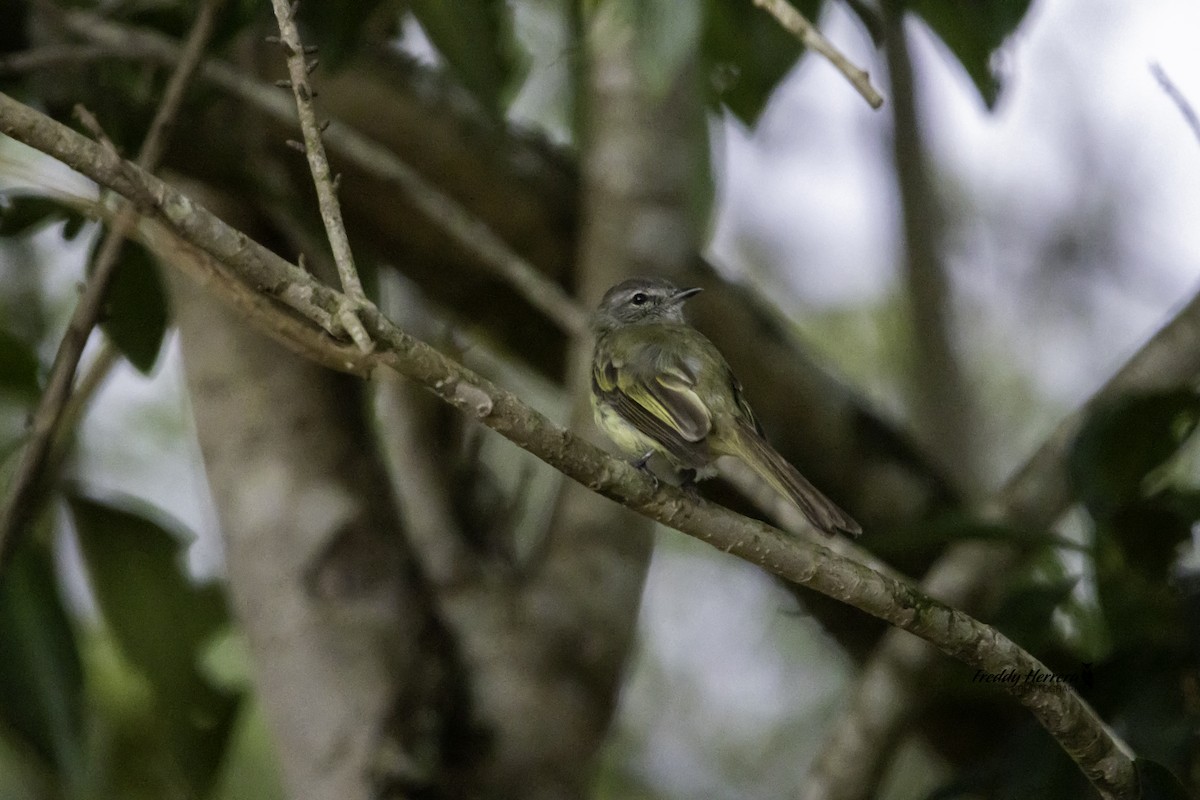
[591,277,702,333]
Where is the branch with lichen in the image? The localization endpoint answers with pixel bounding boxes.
[42,7,589,337]
[267,0,372,352]
[0,90,1141,799]
[0,0,222,563]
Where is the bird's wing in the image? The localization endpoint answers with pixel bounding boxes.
[593,335,712,462]
[728,371,764,437]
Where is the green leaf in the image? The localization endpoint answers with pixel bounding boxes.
[1134,757,1193,799]
[992,575,1079,652]
[1153,488,1200,522]
[870,510,1077,562]
[69,492,239,798]
[842,0,884,46]
[0,0,30,57]
[409,0,526,115]
[61,212,87,241]
[631,0,703,100]
[907,0,1034,108]
[0,541,87,785]
[0,328,40,398]
[164,684,242,800]
[690,106,716,230]
[210,0,268,54]
[296,0,391,70]
[69,493,227,701]
[208,698,287,800]
[0,196,79,237]
[1068,389,1200,519]
[701,0,823,125]
[1107,495,1195,580]
[99,242,169,374]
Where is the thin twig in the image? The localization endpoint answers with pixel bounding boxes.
[374,371,477,588]
[54,9,590,336]
[46,340,121,475]
[752,0,885,109]
[268,0,372,353]
[1151,63,1200,145]
[0,94,1146,798]
[0,0,222,567]
[0,44,116,74]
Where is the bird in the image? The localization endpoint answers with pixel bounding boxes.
[589,276,861,536]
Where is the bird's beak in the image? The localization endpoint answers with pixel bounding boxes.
[672,286,703,304]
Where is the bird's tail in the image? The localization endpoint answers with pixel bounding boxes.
[731,421,861,537]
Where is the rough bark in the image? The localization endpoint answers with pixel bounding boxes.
[168,266,465,798]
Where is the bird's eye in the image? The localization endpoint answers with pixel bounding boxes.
[630,292,649,306]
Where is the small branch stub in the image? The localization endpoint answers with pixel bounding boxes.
[269,0,374,353]
[751,0,884,109]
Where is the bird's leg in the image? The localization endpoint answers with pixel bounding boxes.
[631,450,660,488]
[677,468,702,500]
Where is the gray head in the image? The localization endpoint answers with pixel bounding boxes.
[591,277,703,333]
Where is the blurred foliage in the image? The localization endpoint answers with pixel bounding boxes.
[0,196,85,240]
[0,541,86,793]
[0,494,265,800]
[919,389,1200,798]
[68,493,241,800]
[408,0,528,115]
[295,0,392,69]
[95,242,168,375]
[903,0,1033,107]
[701,0,818,124]
[871,510,1083,564]
[0,0,1189,798]
[1069,390,1200,519]
[0,327,40,400]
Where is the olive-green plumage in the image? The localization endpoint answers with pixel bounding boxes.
[590,277,861,537]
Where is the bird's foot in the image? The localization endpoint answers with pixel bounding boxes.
[631,451,660,488]
[678,468,702,500]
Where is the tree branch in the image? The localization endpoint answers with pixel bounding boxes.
[0,90,1140,799]
[26,8,954,565]
[804,242,1200,800]
[803,23,1200,800]
[54,7,589,337]
[267,0,371,352]
[0,44,117,73]
[805,208,1200,800]
[1151,63,1200,145]
[751,0,885,109]
[0,0,220,570]
[882,0,980,492]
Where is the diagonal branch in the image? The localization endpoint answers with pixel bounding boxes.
[0,0,221,568]
[1151,63,1200,145]
[803,32,1200,800]
[47,8,589,337]
[803,230,1200,800]
[751,0,885,108]
[0,90,1142,799]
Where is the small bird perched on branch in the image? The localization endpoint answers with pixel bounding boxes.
[590,277,861,537]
